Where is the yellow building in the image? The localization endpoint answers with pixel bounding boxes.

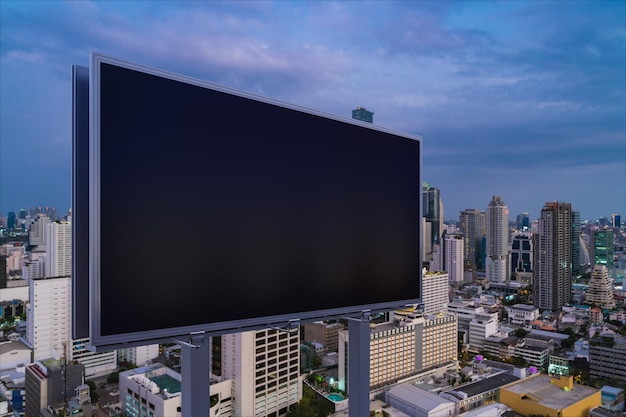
[500,374,601,417]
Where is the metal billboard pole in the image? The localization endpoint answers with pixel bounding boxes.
[179,332,210,417]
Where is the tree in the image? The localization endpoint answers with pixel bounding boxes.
[107,371,120,383]
[514,328,529,338]
[86,380,99,403]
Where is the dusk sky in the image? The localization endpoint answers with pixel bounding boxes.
[1,1,624,222]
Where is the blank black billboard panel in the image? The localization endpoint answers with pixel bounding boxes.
[88,54,421,348]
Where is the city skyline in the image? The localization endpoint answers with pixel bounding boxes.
[1,1,624,221]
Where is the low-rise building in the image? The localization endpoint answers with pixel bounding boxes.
[500,374,601,417]
[386,384,455,417]
[440,372,519,414]
[506,304,539,326]
[589,335,626,383]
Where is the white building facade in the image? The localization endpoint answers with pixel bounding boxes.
[486,196,509,283]
[45,221,71,278]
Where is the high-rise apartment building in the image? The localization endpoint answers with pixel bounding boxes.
[443,234,464,284]
[351,106,373,123]
[459,209,486,271]
[26,276,71,361]
[590,228,614,270]
[585,264,614,310]
[486,196,509,283]
[422,271,449,314]
[221,328,301,417]
[534,202,573,311]
[571,211,581,277]
[45,221,72,278]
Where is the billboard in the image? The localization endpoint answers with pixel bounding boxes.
[79,53,421,349]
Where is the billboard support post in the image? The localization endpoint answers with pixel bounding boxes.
[179,332,210,417]
[348,310,370,416]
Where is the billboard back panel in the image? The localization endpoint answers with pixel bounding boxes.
[86,54,421,349]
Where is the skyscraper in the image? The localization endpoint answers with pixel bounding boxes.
[571,211,582,277]
[351,106,373,123]
[585,264,614,310]
[590,228,614,270]
[534,202,573,311]
[459,209,485,271]
[485,196,509,283]
[423,182,443,250]
[443,234,464,284]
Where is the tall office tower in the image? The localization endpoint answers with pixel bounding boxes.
[45,221,72,278]
[28,214,50,251]
[221,328,301,417]
[612,214,622,229]
[590,228,615,270]
[571,211,581,277]
[338,312,457,392]
[459,209,486,271]
[423,182,443,264]
[27,276,71,361]
[533,202,573,311]
[422,271,449,314]
[443,234,464,284]
[351,106,373,123]
[511,232,533,278]
[25,360,85,417]
[585,265,615,310]
[486,196,510,283]
[0,255,6,289]
[7,212,16,229]
[516,212,530,231]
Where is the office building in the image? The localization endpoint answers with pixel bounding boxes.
[612,214,622,229]
[459,209,485,271]
[485,196,509,283]
[221,328,301,417]
[516,212,530,231]
[28,214,50,251]
[351,106,373,123]
[506,304,539,326]
[70,337,117,377]
[45,221,71,278]
[302,322,345,353]
[534,202,573,311]
[26,276,71,361]
[586,264,614,309]
[120,363,182,417]
[25,360,85,417]
[421,271,449,315]
[423,182,443,264]
[591,228,614,270]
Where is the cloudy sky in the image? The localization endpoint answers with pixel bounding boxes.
[1,1,624,222]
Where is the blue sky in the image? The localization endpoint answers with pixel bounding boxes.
[1,1,624,222]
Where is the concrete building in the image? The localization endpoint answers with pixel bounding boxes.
[25,359,85,417]
[421,271,449,315]
[441,372,519,414]
[386,383,455,417]
[589,335,626,383]
[468,310,499,353]
[26,276,71,361]
[70,337,117,377]
[506,304,540,326]
[302,322,345,353]
[28,214,50,251]
[586,264,615,309]
[44,221,71,278]
[510,231,533,278]
[120,363,182,417]
[338,312,457,391]
[423,182,443,265]
[534,202,573,311]
[221,328,301,417]
[500,374,601,417]
[443,234,464,284]
[351,106,373,123]
[118,344,160,367]
[486,196,510,283]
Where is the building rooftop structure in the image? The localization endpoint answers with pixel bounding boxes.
[502,374,599,411]
[445,372,519,399]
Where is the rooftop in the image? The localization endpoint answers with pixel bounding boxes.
[502,374,599,410]
[150,373,181,394]
[448,373,519,398]
[388,383,454,411]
